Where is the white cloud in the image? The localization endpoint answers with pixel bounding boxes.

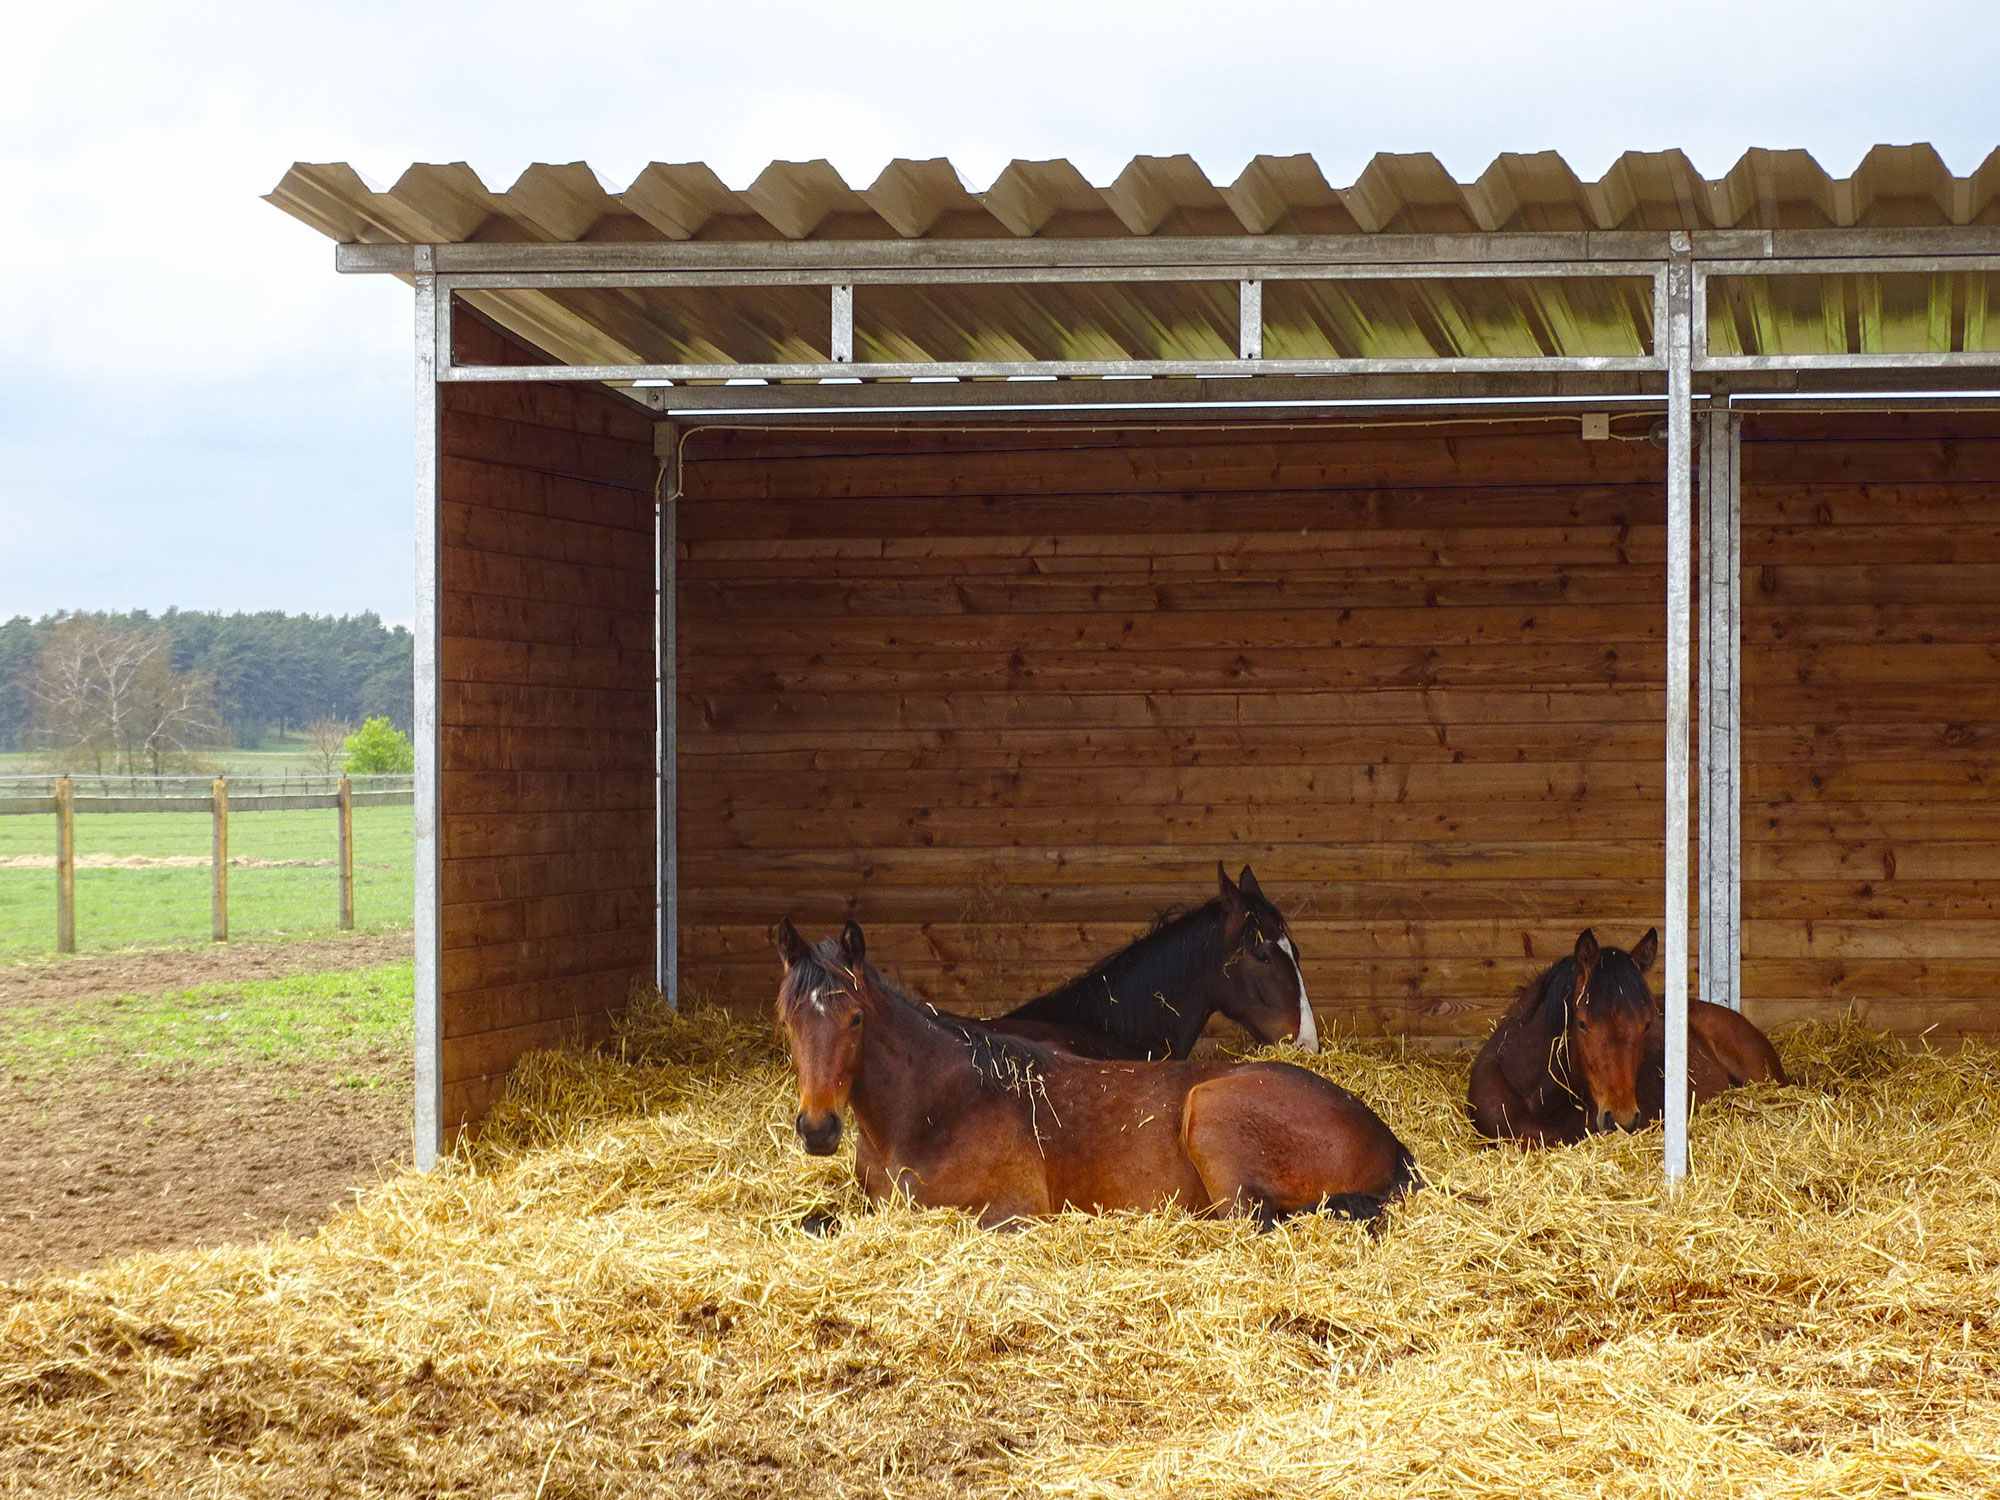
[3,0,1997,618]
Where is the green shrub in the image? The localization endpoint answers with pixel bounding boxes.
[342,716,415,774]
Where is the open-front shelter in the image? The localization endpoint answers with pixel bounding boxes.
[269,146,2000,1171]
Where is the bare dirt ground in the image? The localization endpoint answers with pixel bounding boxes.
[0,932,414,1281]
[0,929,411,1010]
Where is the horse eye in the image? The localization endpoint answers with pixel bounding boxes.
[1249,945,1271,963]
[845,1011,862,1029]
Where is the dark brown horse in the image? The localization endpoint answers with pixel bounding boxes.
[979,864,1317,1060]
[777,920,1417,1229]
[1468,927,1787,1147]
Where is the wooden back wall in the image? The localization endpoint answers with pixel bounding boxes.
[1742,412,2000,1041]
[676,420,1676,1044]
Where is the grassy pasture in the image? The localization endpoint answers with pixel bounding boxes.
[0,961,412,1079]
[0,805,413,955]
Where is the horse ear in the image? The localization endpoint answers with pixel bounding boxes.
[1216,862,1250,938]
[838,920,867,966]
[1217,861,1247,909]
[1237,865,1267,904]
[1631,928,1659,972]
[1573,928,1600,969]
[776,918,809,969]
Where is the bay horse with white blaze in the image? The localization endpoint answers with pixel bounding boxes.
[777,920,1417,1229]
[1468,927,1788,1147]
[979,864,1317,1060]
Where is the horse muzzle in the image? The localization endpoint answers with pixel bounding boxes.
[795,1110,843,1156]
[1595,1106,1641,1134]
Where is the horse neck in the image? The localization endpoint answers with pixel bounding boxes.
[1010,905,1221,1056]
[1512,969,1585,1107]
[847,985,983,1150]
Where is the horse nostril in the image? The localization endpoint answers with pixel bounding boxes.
[795,1111,842,1156]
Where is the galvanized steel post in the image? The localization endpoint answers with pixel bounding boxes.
[655,423,682,1008]
[1698,408,1744,1013]
[1662,239,1695,1182]
[412,253,445,1169]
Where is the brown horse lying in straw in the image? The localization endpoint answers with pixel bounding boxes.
[1468,927,1787,1147]
[978,864,1318,1061]
[777,920,1418,1230]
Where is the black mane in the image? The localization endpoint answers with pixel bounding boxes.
[1000,893,1285,1055]
[1511,947,1655,1029]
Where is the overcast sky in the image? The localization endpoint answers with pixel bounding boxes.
[5,0,1997,626]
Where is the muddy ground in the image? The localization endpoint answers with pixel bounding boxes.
[0,932,413,1280]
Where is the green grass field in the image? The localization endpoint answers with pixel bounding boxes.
[0,806,414,956]
[0,734,328,778]
[0,962,412,1083]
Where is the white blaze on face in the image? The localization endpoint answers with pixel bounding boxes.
[1276,936,1318,1052]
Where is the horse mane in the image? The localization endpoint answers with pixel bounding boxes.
[782,937,1047,1092]
[1504,947,1655,1028]
[1004,892,1286,1048]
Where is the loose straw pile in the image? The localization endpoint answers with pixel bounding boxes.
[4,997,1999,1498]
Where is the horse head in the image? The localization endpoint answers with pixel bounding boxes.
[1211,863,1318,1053]
[1563,926,1660,1133]
[775,918,873,1156]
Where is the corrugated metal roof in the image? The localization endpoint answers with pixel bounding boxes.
[272,147,2000,244]
[268,148,2000,374]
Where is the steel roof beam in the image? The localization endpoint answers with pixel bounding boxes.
[333,225,2000,277]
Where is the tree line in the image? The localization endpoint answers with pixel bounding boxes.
[0,610,414,767]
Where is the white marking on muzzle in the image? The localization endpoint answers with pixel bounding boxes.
[1277,936,1318,1052]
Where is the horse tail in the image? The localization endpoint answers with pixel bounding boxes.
[1386,1140,1424,1199]
[1312,1140,1423,1232]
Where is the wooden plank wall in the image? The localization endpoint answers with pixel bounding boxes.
[1742,412,2000,1041]
[676,420,1675,1045]
[438,316,657,1127]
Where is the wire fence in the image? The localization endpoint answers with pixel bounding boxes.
[0,775,415,956]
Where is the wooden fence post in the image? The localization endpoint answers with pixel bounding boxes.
[54,777,75,954]
[337,776,354,930]
[211,777,229,942]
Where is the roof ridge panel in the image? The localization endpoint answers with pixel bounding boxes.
[864,158,981,237]
[741,159,868,239]
[1220,154,1355,234]
[1102,154,1231,235]
[502,162,621,241]
[620,162,743,240]
[387,162,510,243]
[1344,152,1473,233]
[982,159,1104,237]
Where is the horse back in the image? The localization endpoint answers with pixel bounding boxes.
[1178,1060,1417,1219]
[976,1015,1155,1060]
[1690,1000,1789,1086]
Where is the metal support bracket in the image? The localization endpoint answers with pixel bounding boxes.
[831,284,854,364]
[1238,280,1263,360]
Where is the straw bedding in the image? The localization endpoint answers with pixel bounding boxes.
[4,997,1999,1499]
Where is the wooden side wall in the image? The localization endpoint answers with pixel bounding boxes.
[438,317,657,1127]
[677,421,1675,1044]
[1742,412,2000,1040]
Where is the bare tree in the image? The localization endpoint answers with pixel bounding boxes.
[31,616,221,775]
[304,717,352,775]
